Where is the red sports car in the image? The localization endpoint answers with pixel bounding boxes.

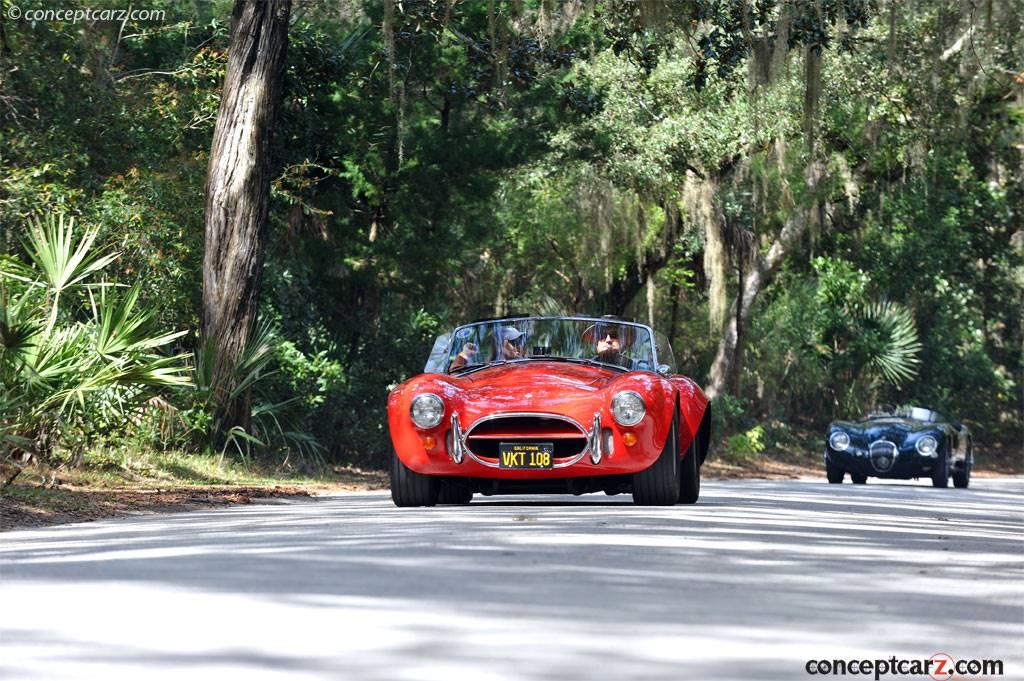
[387,316,711,506]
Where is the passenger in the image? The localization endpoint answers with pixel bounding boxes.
[500,327,525,360]
[448,342,478,371]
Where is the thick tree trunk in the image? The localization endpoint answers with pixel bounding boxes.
[202,0,291,434]
[705,210,810,400]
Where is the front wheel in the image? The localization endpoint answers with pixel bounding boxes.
[931,450,950,488]
[851,473,867,485]
[438,479,473,504]
[390,450,440,507]
[677,428,700,505]
[633,413,680,506]
[953,448,972,489]
[826,458,845,484]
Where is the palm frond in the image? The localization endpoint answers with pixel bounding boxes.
[93,284,188,359]
[24,214,119,293]
[23,214,119,332]
[0,294,41,365]
[855,301,923,386]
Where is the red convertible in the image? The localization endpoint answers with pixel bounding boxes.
[387,316,711,506]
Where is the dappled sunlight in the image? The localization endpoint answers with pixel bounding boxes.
[2,480,1021,680]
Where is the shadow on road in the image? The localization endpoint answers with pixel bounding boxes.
[2,480,1021,681]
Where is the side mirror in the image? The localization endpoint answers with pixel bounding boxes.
[657,364,672,376]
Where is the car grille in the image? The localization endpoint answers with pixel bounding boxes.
[869,440,898,472]
[465,414,588,461]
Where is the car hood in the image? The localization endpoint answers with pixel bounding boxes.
[390,358,676,445]
[451,361,618,406]
[830,417,937,445]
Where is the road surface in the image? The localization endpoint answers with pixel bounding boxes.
[2,479,1022,681]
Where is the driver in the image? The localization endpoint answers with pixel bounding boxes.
[582,322,635,368]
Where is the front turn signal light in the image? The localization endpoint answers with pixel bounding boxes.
[421,435,436,449]
[622,432,638,447]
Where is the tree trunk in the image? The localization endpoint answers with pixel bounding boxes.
[705,209,811,400]
[202,0,291,434]
[706,262,765,400]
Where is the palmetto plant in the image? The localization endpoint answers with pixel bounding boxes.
[0,214,191,479]
[853,301,922,386]
[186,318,325,466]
[22,214,118,333]
[819,300,923,415]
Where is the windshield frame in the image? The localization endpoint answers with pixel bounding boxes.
[861,405,946,423]
[440,316,662,376]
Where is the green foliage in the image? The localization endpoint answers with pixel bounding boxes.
[1,0,1019,468]
[808,257,923,402]
[0,214,191,465]
[172,319,327,466]
[724,425,766,462]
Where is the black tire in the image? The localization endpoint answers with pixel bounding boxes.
[953,447,972,489]
[931,448,950,488]
[851,473,868,485]
[633,412,680,506]
[390,450,440,507]
[438,479,473,504]
[678,427,700,505]
[826,459,845,484]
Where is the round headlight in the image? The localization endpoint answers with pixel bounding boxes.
[916,435,938,456]
[611,391,646,426]
[410,393,444,429]
[829,431,850,451]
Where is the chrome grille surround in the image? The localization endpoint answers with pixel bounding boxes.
[869,439,899,472]
[460,412,597,469]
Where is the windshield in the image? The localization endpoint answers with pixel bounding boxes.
[896,406,943,423]
[862,405,944,423]
[445,317,656,374]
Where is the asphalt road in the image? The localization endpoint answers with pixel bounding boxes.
[2,479,1022,681]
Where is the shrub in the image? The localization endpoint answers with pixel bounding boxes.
[0,214,191,478]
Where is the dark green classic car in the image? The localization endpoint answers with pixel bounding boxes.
[824,407,973,488]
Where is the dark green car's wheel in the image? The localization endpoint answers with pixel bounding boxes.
[390,450,440,507]
[438,480,473,504]
[931,449,950,488]
[851,473,868,484]
[953,446,972,489]
[678,428,700,505]
[633,413,680,506]
[826,458,845,484]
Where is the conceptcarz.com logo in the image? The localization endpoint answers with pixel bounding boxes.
[805,652,1004,680]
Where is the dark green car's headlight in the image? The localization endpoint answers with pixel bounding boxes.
[829,432,850,451]
[915,435,938,456]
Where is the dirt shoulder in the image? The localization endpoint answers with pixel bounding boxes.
[3,444,1018,532]
[704,439,1022,480]
[1,466,388,532]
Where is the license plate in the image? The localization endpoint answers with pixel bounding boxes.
[498,442,554,469]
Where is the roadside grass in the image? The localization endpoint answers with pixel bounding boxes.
[52,447,331,489]
[3,432,1018,531]
[1,447,387,531]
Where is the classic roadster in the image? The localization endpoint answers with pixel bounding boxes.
[387,316,711,506]
[824,407,973,488]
